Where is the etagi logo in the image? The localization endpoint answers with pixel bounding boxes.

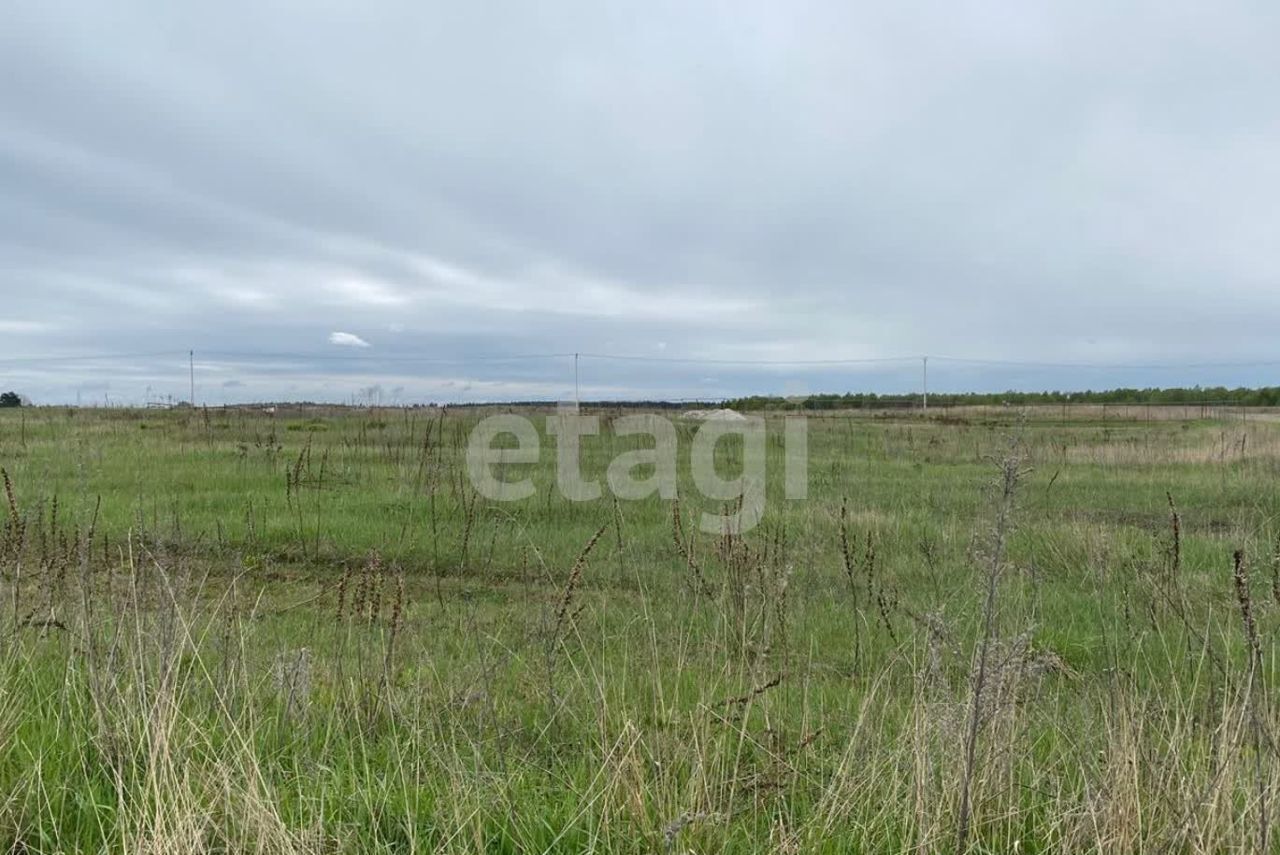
[466,406,807,534]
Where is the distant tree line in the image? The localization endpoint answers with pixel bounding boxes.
[449,399,708,410]
[724,386,1280,411]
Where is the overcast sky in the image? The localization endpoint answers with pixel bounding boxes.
[3,1,1279,404]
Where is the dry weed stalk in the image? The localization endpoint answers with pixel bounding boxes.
[367,554,385,624]
[839,498,857,598]
[542,523,608,713]
[350,550,384,623]
[552,524,607,646]
[383,563,408,684]
[1232,548,1273,853]
[955,436,1028,854]
[389,564,406,640]
[1166,491,1181,580]
[335,561,352,621]
[672,497,710,596]
[2,466,20,537]
[720,673,783,708]
[1270,530,1280,607]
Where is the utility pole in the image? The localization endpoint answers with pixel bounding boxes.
[189,350,195,406]
[574,352,580,409]
[922,355,928,412]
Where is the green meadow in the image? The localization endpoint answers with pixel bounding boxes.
[1,404,1278,853]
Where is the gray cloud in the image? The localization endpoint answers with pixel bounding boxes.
[2,1,1279,403]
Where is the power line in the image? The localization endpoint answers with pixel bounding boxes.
[577,352,920,366]
[3,347,1279,372]
[930,355,1280,371]
[197,350,576,364]
[0,350,188,366]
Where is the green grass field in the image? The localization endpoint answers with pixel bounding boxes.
[2,404,1279,853]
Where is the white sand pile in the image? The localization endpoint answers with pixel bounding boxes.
[683,408,748,422]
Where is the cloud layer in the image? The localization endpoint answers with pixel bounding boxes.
[3,2,1279,403]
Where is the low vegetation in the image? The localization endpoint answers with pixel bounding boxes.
[1,405,1278,852]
